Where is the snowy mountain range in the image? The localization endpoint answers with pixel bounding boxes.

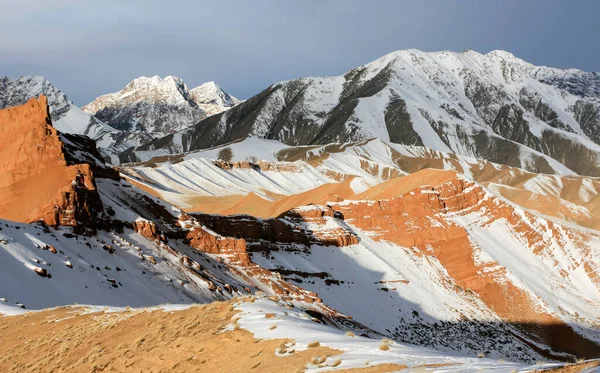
[1,96,599,365]
[122,50,600,177]
[0,75,241,163]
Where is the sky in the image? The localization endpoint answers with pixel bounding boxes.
[2,0,600,105]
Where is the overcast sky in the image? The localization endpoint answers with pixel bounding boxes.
[2,0,599,105]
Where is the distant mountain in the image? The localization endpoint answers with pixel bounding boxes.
[0,76,161,163]
[0,76,112,140]
[121,49,600,176]
[83,76,240,133]
[190,81,242,117]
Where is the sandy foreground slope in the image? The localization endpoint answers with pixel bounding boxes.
[1,297,597,373]
[0,299,355,373]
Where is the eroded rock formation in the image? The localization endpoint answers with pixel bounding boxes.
[132,219,159,239]
[192,205,359,252]
[212,159,306,173]
[0,96,104,229]
[185,226,250,266]
[188,169,600,359]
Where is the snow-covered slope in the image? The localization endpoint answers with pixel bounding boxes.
[125,157,335,206]
[0,219,206,310]
[83,76,240,133]
[0,98,324,314]
[236,297,581,372]
[123,49,600,176]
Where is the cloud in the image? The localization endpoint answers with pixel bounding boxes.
[2,0,599,105]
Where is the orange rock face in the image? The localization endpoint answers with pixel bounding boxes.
[186,226,250,266]
[0,96,103,228]
[280,207,359,246]
[133,220,159,239]
[192,206,359,252]
[191,169,600,359]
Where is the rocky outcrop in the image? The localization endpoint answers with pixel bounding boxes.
[572,100,600,144]
[281,206,359,246]
[0,96,104,229]
[185,226,250,266]
[176,217,325,301]
[132,219,159,240]
[211,159,305,173]
[192,205,358,252]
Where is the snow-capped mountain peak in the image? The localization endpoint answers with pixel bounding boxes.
[122,75,191,103]
[82,75,204,133]
[89,75,196,108]
[190,81,241,116]
[83,75,241,132]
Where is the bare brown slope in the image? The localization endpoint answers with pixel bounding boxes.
[249,180,356,218]
[485,184,600,231]
[218,192,279,216]
[355,169,458,200]
[0,97,102,227]
[184,194,248,214]
[1,299,596,373]
[0,300,405,373]
[190,179,358,218]
[181,179,356,218]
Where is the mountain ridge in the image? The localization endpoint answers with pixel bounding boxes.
[120,48,600,177]
[0,76,165,162]
[0,75,242,163]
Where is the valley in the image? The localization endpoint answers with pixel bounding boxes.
[1,48,600,372]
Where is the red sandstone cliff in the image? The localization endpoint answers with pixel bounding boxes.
[0,96,104,228]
